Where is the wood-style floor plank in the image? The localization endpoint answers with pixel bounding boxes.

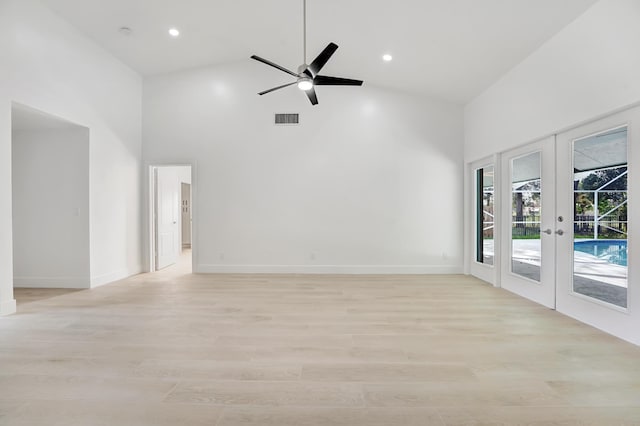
[2,254,640,425]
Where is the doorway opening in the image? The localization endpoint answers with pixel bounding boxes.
[149,165,193,273]
[11,103,90,306]
[474,106,639,345]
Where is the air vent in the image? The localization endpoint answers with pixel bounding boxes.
[275,113,299,125]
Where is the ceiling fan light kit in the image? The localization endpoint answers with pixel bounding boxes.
[297,77,314,91]
[251,0,363,105]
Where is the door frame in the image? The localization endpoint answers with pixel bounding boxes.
[147,163,196,273]
[468,155,501,286]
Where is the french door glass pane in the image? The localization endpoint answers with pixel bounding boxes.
[511,152,541,281]
[573,127,628,308]
[476,166,494,265]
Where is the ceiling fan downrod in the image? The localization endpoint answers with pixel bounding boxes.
[303,0,307,66]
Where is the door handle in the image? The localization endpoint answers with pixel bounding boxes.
[556,229,564,236]
[543,229,552,235]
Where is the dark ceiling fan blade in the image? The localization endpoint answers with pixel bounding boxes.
[314,75,364,86]
[250,55,299,78]
[305,87,319,105]
[258,81,297,95]
[308,42,339,76]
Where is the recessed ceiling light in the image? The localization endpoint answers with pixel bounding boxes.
[168,28,180,37]
[382,54,393,62]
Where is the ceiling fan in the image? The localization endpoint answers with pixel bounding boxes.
[250,0,363,106]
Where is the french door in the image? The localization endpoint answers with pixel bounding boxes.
[500,137,556,309]
[556,108,639,344]
[496,108,639,344]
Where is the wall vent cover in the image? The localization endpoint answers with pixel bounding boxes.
[275,113,299,125]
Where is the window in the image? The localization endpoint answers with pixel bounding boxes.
[476,166,494,265]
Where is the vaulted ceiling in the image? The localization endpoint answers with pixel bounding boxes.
[39,0,598,103]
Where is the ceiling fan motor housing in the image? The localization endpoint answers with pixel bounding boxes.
[297,64,310,75]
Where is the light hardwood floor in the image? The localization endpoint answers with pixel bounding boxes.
[3,256,640,425]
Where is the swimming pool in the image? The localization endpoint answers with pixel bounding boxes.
[574,240,627,266]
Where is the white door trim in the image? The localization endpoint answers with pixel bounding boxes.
[147,163,196,273]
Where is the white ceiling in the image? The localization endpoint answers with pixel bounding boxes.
[39,0,598,104]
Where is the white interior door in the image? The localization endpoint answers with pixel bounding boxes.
[155,167,181,270]
[500,137,556,308]
[556,107,640,344]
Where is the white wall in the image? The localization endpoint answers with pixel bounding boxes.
[12,128,90,288]
[0,0,142,314]
[143,62,464,273]
[177,167,191,185]
[465,0,640,162]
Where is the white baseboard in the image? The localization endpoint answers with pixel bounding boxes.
[0,299,17,316]
[196,264,463,274]
[13,276,90,289]
[90,265,142,288]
